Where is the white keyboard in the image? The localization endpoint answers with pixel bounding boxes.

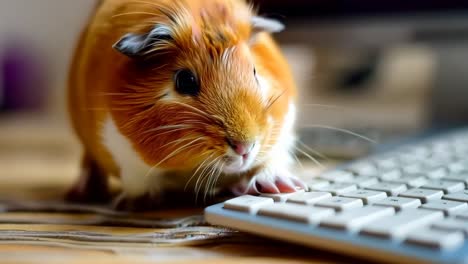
[205,128,468,264]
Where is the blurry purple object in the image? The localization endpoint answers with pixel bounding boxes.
[1,39,45,112]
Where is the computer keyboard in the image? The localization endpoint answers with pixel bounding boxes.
[205,128,468,264]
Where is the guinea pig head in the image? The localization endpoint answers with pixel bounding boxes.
[109,1,287,177]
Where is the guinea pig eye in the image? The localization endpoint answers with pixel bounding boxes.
[174,69,199,96]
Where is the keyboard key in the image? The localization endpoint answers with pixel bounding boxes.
[319,170,354,182]
[421,180,464,194]
[315,196,363,211]
[313,183,357,195]
[426,167,449,179]
[373,197,421,211]
[387,176,427,188]
[261,190,305,202]
[375,158,399,171]
[430,153,454,163]
[424,158,450,170]
[305,179,330,189]
[443,190,468,203]
[399,188,443,203]
[365,182,407,196]
[421,200,467,216]
[340,190,387,204]
[407,146,431,158]
[441,173,468,185]
[448,161,468,174]
[320,206,395,232]
[286,192,332,205]
[379,170,402,181]
[405,227,464,250]
[223,195,274,213]
[399,153,426,165]
[432,218,468,235]
[402,164,425,174]
[360,209,444,240]
[454,210,468,220]
[341,176,379,188]
[348,162,378,176]
[257,203,334,224]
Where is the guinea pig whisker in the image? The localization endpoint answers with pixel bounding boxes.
[196,156,219,196]
[184,152,214,192]
[128,0,163,8]
[171,101,211,117]
[128,0,179,12]
[151,137,205,171]
[153,136,201,151]
[198,156,222,199]
[301,103,369,116]
[290,150,304,170]
[143,139,205,182]
[206,157,223,201]
[264,89,286,111]
[171,101,223,124]
[209,161,225,200]
[203,157,222,203]
[142,124,193,135]
[177,111,212,121]
[302,124,378,144]
[293,145,325,169]
[195,156,220,203]
[179,120,210,127]
[296,140,329,161]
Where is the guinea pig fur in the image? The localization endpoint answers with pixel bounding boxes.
[67,0,306,206]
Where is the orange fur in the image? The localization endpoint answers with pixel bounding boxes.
[68,0,297,196]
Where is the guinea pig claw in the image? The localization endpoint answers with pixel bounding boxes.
[275,176,297,193]
[241,176,280,194]
[291,176,309,191]
[256,179,281,194]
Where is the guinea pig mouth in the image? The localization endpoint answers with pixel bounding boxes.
[221,147,258,174]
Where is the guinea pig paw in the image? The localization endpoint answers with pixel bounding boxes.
[244,169,307,194]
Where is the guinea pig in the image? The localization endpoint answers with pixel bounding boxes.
[67,0,306,208]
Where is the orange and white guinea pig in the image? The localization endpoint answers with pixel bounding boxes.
[67,0,306,207]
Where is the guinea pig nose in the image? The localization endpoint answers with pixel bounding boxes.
[227,139,255,156]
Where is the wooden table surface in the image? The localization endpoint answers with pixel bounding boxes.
[0,115,374,264]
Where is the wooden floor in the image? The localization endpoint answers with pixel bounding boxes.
[0,115,373,264]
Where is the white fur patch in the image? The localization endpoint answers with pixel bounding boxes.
[102,116,165,197]
[268,102,296,168]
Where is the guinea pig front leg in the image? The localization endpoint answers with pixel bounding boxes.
[66,154,111,203]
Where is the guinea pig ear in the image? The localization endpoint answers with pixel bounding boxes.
[113,25,173,58]
[251,16,285,34]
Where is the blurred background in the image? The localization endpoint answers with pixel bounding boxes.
[0,0,467,197]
